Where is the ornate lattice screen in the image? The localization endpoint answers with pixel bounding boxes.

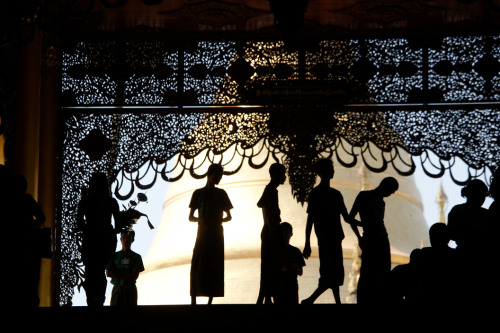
[57,36,500,305]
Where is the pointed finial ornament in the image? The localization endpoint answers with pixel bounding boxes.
[358,163,369,190]
[346,162,370,303]
[436,182,448,223]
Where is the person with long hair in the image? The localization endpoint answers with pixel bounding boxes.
[256,163,287,304]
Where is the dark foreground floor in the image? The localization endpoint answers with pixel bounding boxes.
[9,303,496,331]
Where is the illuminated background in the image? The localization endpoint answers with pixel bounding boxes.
[70,149,492,306]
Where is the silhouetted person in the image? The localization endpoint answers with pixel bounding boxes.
[274,222,305,304]
[302,159,350,304]
[189,164,233,305]
[389,248,421,305]
[447,179,492,303]
[416,222,458,304]
[106,229,144,306]
[256,162,287,304]
[348,176,399,304]
[8,173,46,307]
[77,172,120,306]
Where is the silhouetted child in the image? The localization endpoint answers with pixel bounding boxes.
[389,248,421,305]
[302,158,350,304]
[416,222,458,304]
[257,162,287,304]
[275,222,305,304]
[189,163,233,305]
[77,172,120,306]
[106,229,144,306]
[348,176,399,304]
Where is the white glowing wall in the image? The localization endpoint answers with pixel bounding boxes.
[136,148,429,305]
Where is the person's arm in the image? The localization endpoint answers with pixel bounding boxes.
[106,266,140,281]
[25,195,46,226]
[348,195,363,241]
[106,254,144,282]
[264,198,281,238]
[347,201,362,226]
[281,261,304,276]
[188,190,203,224]
[221,191,233,223]
[189,207,202,223]
[339,196,350,225]
[351,224,362,243]
[222,209,232,223]
[295,265,303,276]
[111,199,121,232]
[303,214,314,259]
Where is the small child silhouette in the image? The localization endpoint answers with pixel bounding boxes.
[106,229,145,306]
[274,222,305,304]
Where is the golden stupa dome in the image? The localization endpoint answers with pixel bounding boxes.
[136,145,429,305]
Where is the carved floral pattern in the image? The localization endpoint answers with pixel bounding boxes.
[56,37,500,305]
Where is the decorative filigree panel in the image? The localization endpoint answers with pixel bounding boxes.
[58,110,500,305]
[56,36,500,306]
[61,41,179,106]
[184,41,237,105]
[428,36,500,102]
[366,38,423,103]
[61,36,500,107]
[59,112,202,305]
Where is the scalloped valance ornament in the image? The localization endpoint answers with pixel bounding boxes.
[55,36,500,305]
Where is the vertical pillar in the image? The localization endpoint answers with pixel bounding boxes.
[15,27,59,307]
[14,29,41,197]
[37,33,60,307]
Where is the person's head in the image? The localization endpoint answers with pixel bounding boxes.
[461,179,488,207]
[409,248,421,264]
[88,172,110,197]
[269,163,286,185]
[280,222,293,244]
[314,158,334,181]
[120,229,135,249]
[377,177,399,197]
[429,222,450,248]
[207,163,224,185]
